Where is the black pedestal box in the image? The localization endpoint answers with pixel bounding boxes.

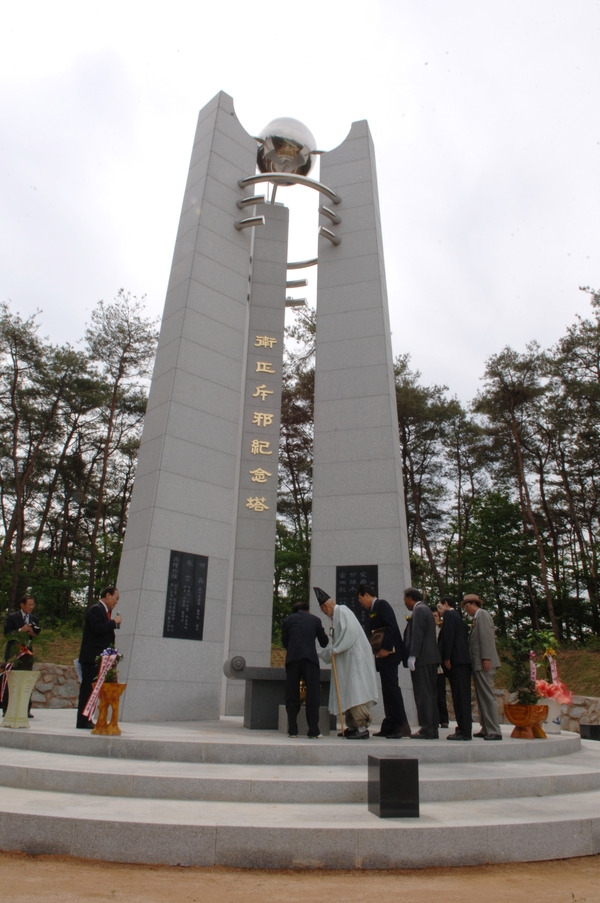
[368,755,419,818]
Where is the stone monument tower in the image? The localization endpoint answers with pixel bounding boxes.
[116,91,412,722]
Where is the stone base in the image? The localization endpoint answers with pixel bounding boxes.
[0,711,596,869]
[1,671,39,729]
[368,755,419,818]
[277,705,335,736]
[239,667,331,730]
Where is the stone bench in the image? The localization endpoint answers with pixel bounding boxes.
[224,656,331,729]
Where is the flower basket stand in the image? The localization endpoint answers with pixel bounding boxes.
[91,682,126,736]
[504,703,549,739]
[1,670,39,728]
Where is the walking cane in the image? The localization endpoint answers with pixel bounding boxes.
[313,586,345,736]
[330,638,345,736]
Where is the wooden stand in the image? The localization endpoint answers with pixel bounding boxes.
[92,682,126,736]
[504,703,549,739]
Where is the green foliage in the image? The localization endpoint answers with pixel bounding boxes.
[394,354,464,594]
[2,630,34,668]
[502,634,539,704]
[272,308,316,642]
[457,491,540,636]
[4,284,600,651]
[0,293,158,619]
[501,630,559,704]
[95,648,123,683]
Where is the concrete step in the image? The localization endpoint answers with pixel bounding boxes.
[1,744,600,803]
[1,783,600,868]
[1,710,600,868]
[0,711,582,764]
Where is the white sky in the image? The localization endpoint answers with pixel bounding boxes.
[1,0,599,402]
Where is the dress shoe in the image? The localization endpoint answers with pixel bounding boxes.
[410,731,439,740]
[484,733,503,741]
[384,731,407,739]
[473,730,487,738]
[373,730,391,737]
[345,727,370,740]
[307,732,323,739]
[288,733,298,738]
[440,722,449,728]
[400,724,413,737]
[447,733,471,740]
[28,713,34,718]
[76,720,95,730]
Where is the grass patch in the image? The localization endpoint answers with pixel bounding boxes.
[30,628,82,665]
[496,648,600,698]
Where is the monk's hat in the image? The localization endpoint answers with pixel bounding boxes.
[313,586,332,607]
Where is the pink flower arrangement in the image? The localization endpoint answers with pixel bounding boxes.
[529,645,574,705]
[535,678,573,705]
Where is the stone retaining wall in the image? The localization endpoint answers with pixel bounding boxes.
[30,665,600,733]
[31,663,78,709]
[493,688,600,733]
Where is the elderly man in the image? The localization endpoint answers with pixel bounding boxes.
[403,587,440,739]
[462,593,502,741]
[314,587,378,740]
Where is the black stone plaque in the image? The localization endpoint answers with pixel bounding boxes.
[163,550,208,640]
[368,755,420,818]
[336,564,378,631]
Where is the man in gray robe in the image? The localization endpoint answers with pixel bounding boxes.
[314,587,378,739]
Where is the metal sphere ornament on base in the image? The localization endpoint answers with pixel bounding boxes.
[256,117,317,178]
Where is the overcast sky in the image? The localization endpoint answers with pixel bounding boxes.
[1,1,599,402]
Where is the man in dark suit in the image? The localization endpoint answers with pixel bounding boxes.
[2,593,41,716]
[437,596,472,740]
[403,587,440,739]
[281,600,329,738]
[76,586,121,729]
[357,584,411,738]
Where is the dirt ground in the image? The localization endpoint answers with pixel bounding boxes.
[1,851,598,902]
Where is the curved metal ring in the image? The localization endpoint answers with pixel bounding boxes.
[286,258,318,270]
[239,173,341,205]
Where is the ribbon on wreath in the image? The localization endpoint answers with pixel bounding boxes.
[83,652,118,718]
[0,662,13,703]
[535,649,573,704]
[529,651,537,683]
[546,652,559,683]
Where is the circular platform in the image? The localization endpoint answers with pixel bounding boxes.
[0,710,599,869]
